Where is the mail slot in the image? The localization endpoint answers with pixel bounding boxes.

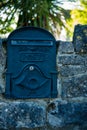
[5,27,58,98]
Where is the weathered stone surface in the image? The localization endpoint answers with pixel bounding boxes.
[0,101,46,129]
[0,25,87,130]
[47,101,87,128]
[58,42,74,54]
[58,65,87,77]
[0,39,6,93]
[46,124,87,130]
[57,54,87,65]
[73,24,87,53]
[62,74,87,98]
[57,78,62,98]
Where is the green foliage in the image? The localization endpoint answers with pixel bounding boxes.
[66,0,87,40]
[0,0,70,36]
[0,1,17,34]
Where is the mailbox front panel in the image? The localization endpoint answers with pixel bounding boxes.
[5,27,58,98]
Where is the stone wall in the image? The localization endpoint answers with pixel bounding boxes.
[0,24,87,130]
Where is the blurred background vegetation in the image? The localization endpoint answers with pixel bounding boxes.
[0,0,87,40]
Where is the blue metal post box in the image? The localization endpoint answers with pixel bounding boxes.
[5,27,58,98]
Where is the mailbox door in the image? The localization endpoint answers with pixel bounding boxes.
[11,65,51,98]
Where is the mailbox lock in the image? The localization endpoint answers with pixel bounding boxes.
[29,66,34,71]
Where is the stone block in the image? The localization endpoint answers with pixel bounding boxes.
[58,42,74,54]
[57,54,87,65]
[0,101,46,129]
[47,100,87,128]
[61,74,87,98]
[58,65,87,77]
[73,24,87,53]
[0,39,6,93]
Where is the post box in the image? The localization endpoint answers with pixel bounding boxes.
[5,27,58,98]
